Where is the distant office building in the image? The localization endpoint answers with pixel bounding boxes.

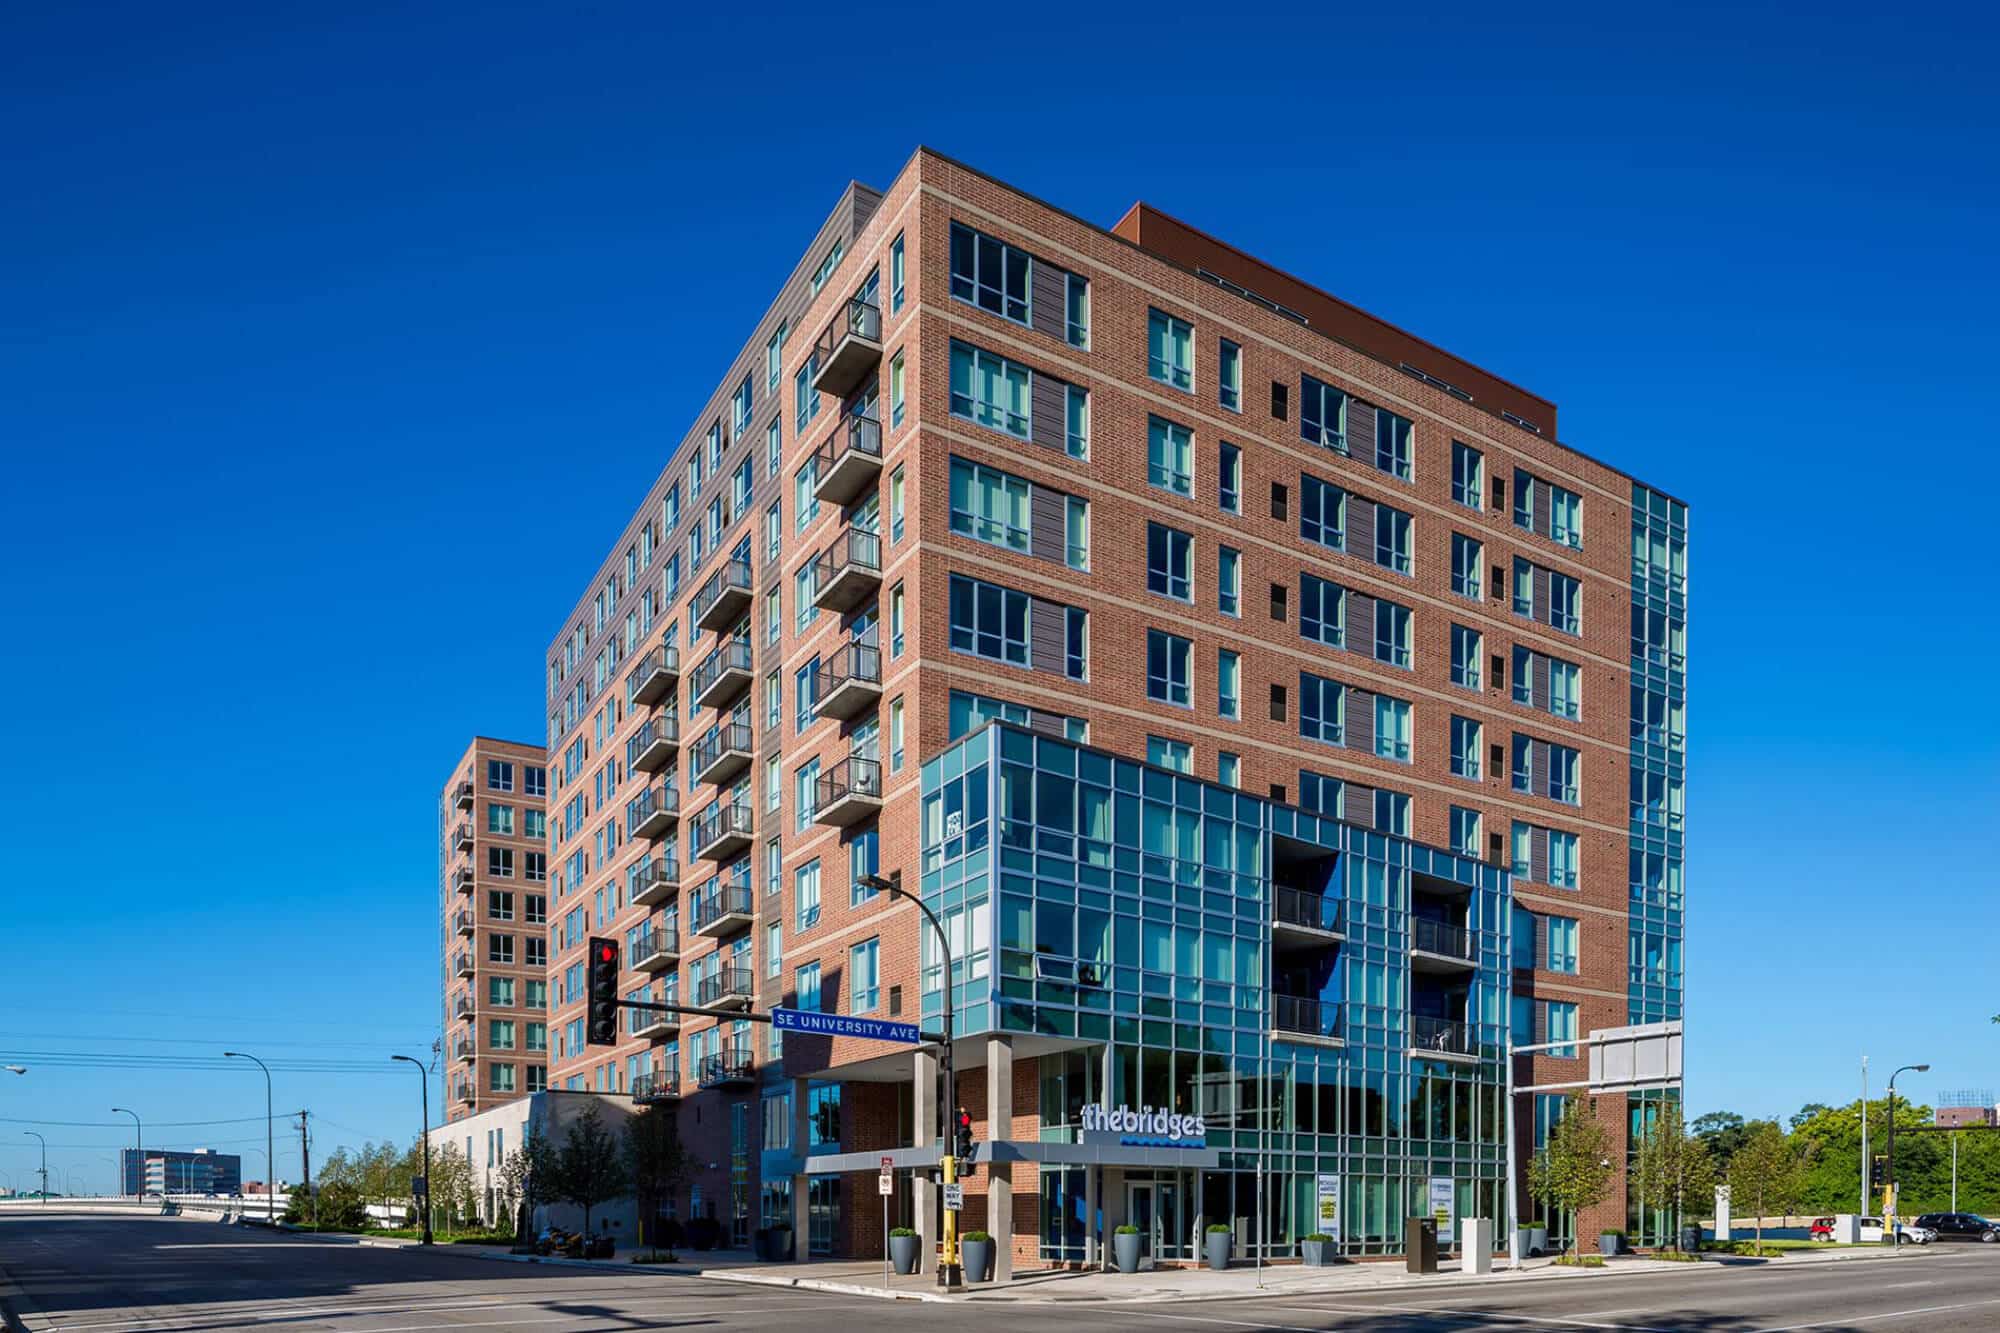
[1936,1090,1997,1128]
[122,1148,241,1196]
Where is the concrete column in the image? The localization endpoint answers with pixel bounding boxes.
[790,1077,811,1261]
[985,1034,1014,1282]
[1084,1164,1099,1268]
[913,1047,938,1269]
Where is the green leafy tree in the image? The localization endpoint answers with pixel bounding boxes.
[1632,1103,1716,1248]
[550,1106,629,1238]
[1726,1121,1811,1252]
[1691,1111,1754,1173]
[1527,1094,1615,1258]
[1788,1103,1832,1131]
[624,1106,691,1254]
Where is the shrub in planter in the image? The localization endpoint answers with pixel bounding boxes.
[1299,1232,1337,1266]
[686,1216,722,1251]
[961,1230,995,1282]
[1204,1223,1232,1271]
[1598,1230,1626,1257]
[658,1218,686,1249]
[1113,1223,1142,1274]
[889,1226,921,1275]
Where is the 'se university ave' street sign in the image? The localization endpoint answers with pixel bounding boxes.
[771,1007,922,1045]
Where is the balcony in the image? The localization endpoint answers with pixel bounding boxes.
[813,756,883,829]
[453,780,475,811]
[698,1045,756,1089]
[691,637,754,712]
[813,412,883,507]
[1274,887,1344,944]
[453,909,475,937]
[694,558,755,634]
[810,296,883,400]
[696,968,756,1014]
[692,720,755,789]
[691,882,754,939]
[632,1065,682,1104]
[812,527,882,613]
[452,995,474,1022]
[452,866,474,895]
[1410,918,1478,974]
[627,784,680,839]
[814,639,882,722]
[631,858,680,908]
[691,802,754,863]
[631,927,680,973]
[626,715,679,774]
[456,1083,476,1103]
[454,1036,475,1063]
[1410,1016,1479,1062]
[626,644,681,706]
[632,1010,680,1040]
[1273,995,1344,1047]
[453,951,475,979]
[451,823,474,852]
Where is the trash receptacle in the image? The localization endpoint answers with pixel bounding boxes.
[1405,1216,1439,1274]
[1678,1225,1703,1254]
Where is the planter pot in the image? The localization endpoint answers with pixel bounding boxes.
[889,1233,921,1275]
[1300,1239,1337,1267]
[1113,1231,1142,1273]
[1526,1226,1549,1257]
[1206,1232,1232,1271]
[1599,1232,1623,1257]
[962,1237,994,1283]
[768,1228,794,1262]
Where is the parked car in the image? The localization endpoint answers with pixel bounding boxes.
[1914,1213,2000,1243]
[1808,1217,1836,1242]
[1856,1217,1933,1244]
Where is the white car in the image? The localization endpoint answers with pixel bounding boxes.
[1856,1217,1933,1244]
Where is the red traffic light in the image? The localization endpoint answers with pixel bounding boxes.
[597,943,617,963]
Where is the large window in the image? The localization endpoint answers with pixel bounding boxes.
[1374,695,1412,761]
[950,222,1030,323]
[1147,416,1192,495]
[1301,574,1345,647]
[1452,441,1483,509]
[1219,442,1241,513]
[1065,496,1089,571]
[949,458,1030,551]
[1146,736,1192,772]
[1450,716,1482,779]
[1300,672,1345,746]
[1373,599,1411,668]
[1147,309,1193,390]
[1066,384,1089,459]
[1374,504,1412,574]
[1549,829,1579,888]
[950,341,1030,438]
[1218,339,1241,410]
[849,938,880,1012]
[1145,630,1191,707]
[1218,546,1240,616]
[1546,916,1579,973]
[1300,375,1347,452]
[1449,806,1481,856]
[1065,273,1089,347]
[1300,474,1345,550]
[1375,409,1412,480]
[1217,649,1240,719]
[1451,624,1482,689]
[1146,523,1192,601]
[1451,533,1483,599]
[948,574,1029,667]
[793,358,820,432]
[890,233,906,313]
[795,860,821,931]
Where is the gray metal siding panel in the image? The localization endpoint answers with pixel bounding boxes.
[1347,686,1375,755]
[1029,486,1067,566]
[1028,371,1067,454]
[1348,496,1375,566]
[1025,708,1067,738]
[1533,476,1553,538]
[1348,401,1377,465]
[1030,259,1068,343]
[1534,564,1555,629]
[1347,593,1375,661]
[1534,654,1552,713]
[1530,826,1550,885]
[1343,783,1374,825]
[1029,595,1068,676]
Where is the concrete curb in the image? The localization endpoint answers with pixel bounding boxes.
[701,1270,950,1303]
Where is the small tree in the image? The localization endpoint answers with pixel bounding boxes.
[551,1106,629,1238]
[1527,1093,1615,1258]
[1632,1103,1716,1249]
[624,1106,691,1254]
[1726,1121,1809,1253]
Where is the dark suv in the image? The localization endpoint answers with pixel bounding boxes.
[1913,1212,1999,1243]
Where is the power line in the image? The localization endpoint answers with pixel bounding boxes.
[0,1115,268,1129]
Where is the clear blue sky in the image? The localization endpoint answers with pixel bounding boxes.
[3,2,1995,1193]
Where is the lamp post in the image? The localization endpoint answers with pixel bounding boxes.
[111,1108,142,1199]
[223,1051,277,1225]
[3,1066,24,1076]
[24,1132,46,1204]
[391,1055,434,1245]
[860,870,959,1290]
[1885,1063,1929,1246]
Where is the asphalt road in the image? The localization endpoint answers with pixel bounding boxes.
[4,1212,1999,1332]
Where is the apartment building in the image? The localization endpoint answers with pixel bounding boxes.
[440,736,552,1120]
[540,148,1687,1265]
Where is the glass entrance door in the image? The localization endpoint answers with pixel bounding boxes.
[1126,1182,1155,1265]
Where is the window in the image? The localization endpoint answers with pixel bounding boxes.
[487,804,515,835]
[948,574,1028,666]
[1550,486,1582,548]
[889,697,905,773]
[1550,570,1580,634]
[764,838,781,896]
[1449,806,1481,856]
[1218,339,1241,410]
[1452,441,1483,509]
[1549,744,1580,804]
[1373,789,1410,836]
[765,591,781,648]
[1300,375,1347,452]
[887,351,906,429]
[1063,383,1089,459]
[794,661,818,732]
[490,1020,516,1051]
[1146,417,1192,495]
[1374,504,1412,573]
[1515,469,1584,549]
[794,859,821,931]
[1219,442,1241,513]
[793,458,819,532]
[1546,916,1579,974]
[1373,600,1411,668]
[524,766,546,797]
[1064,607,1088,681]
[488,933,516,964]
[487,760,515,792]
[1550,658,1581,719]
[1451,533,1483,599]
[793,359,820,432]
[1298,770,1342,817]
[1217,649,1240,719]
[1374,695,1411,761]
[849,938,880,1012]
[1549,829,1579,888]
[766,416,782,479]
[490,1064,517,1094]
[949,222,1029,323]
[1146,523,1192,600]
[1516,558,1580,634]
[765,757,781,812]
[890,465,906,542]
[1374,409,1412,480]
[1300,475,1345,550]
[1218,546,1240,616]
[1065,496,1089,571]
[487,890,514,921]
[949,458,1030,551]
[849,829,879,900]
[1300,672,1345,746]
[1065,272,1089,347]
[733,375,753,436]
[810,241,843,295]
[949,341,1030,438]
[796,961,822,1012]
[1145,630,1191,707]
[1218,752,1241,788]
[1146,736,1192,772]
[890,584,905,658]
[793,565,817,635]
[766,324,785,390]
[889,232,905,313]
[1450,716,1482,779]
[488,847,514,878]
[1451,624,1482,690]
[1147,309,1193,390]
[489,977,515,1007]
[1545,1000,1580,1057]
[1301,574,1345,647]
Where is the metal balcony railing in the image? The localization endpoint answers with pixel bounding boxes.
[693,558,754,633]
[630,858,679,905]
[812,413,883,506]
[626,644,681,706]
[691,801,753,859]
[695,968,755,1010]
[626,715,680,772]
[632,1065,681,1103]
[1274,887,1343,936]
[811,297,883,399]
[627,784,679,837]
[453,780,475,810]
[1411,1016,1476,1056]
[629,927,679,969]
[453,908,474,935]
[812,527,882,611]
[815,639,882,719]
[451,823,473,849]
[1273,995,1342,1042]
[1411,918,1475,961]
[691,882,754,935]
[813,755,882,826]
[692,720,754,784]
[697,1044,756,1086]
[691,636,754,707]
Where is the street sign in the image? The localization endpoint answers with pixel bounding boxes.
[943,1182,964,1210]
[1316,1173,1341,1241]
[772,1007,923,1045]
[1428,1177,1455,1245]
[1587,1021,1682,1093]
[879,1172,893,1196]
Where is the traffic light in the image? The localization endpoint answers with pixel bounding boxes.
[954,1106,975,1174]
[586,937,620,1046]
[1870,1156,1888,1187]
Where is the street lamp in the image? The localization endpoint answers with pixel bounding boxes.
[223,1052,277,1226]
[390,1055,434,1245]
[24,1132,46,1205]
[859,870,961,1290]
[3,1066,24,1075]
[1885,1063,1929,1246]
[111,1108,142,1199]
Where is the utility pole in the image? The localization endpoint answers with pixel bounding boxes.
[24,1132,46,1204]
[296,1110,314,1225]
[1951,1132,1959,1213]
[1860,1057,1870,1216]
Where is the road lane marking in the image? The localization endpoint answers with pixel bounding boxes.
[1267,1303,1678,1331]
[37,1292,861,1332]
[1752,1296,2000,1332]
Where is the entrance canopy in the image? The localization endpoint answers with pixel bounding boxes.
[806,1137,1221,1173]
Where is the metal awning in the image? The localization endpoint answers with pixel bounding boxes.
[799,1138,1220,1174]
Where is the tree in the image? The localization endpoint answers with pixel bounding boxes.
[1527,1094,1615,1258]
[1788,1103,1832,1131]
[1632,1102,1717,1249]
[550,1106,629,1238]
[1691,1110,1755,1173]
[422,1141,476,1234]
[1726,1121,1811,1253]
[623,1106,691,1253]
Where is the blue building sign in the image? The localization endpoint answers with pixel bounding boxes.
[771,1007,922,1045]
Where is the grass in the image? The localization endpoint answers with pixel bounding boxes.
[1646,1248,1702,1262]
[289,1223,515,1245]
[631,1251,682,1265]
[1701,1239,1816,1257]
[1553,1254,1606,1268]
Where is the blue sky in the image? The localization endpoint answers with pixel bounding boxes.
[3,1,1996,1192]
